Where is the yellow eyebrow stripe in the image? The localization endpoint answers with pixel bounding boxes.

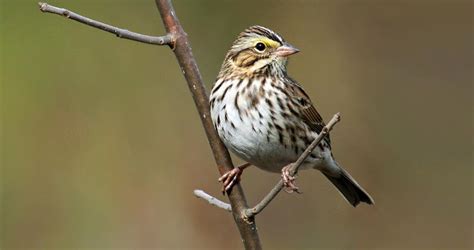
[252,37,281,48]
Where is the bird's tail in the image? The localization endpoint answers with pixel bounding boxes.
[323,167,374,207]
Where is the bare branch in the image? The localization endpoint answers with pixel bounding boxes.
[38,2,172,46]
[153,1,262,249]
[244,113,341,218]
[38,1,263,249]
[194,190,232,212]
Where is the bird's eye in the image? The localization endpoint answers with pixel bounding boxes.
[255,42,266,52]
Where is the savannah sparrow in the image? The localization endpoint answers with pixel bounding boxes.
[210,26,373,206]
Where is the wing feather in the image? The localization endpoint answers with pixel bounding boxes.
[286,79,331,146]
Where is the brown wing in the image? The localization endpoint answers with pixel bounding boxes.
[286,80,331,146]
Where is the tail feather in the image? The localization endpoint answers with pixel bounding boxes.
[323,168,374,207]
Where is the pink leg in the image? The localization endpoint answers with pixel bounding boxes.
[281,164,301,194]
[218,163,251,194]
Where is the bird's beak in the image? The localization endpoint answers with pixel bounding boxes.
[275,44,300,57]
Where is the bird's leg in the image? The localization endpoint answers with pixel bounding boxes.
[218,162,251,194]
[281,164,301,194]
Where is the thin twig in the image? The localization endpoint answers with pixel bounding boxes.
[244,113,341,218]
[194,190,232,212]
[38,2,173,46]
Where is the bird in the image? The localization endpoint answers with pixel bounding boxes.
[209,25,374,207]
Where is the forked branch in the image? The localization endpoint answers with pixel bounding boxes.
[38,1,261,249]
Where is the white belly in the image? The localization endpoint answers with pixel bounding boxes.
[210,78,335,173]
[220,108,296,172]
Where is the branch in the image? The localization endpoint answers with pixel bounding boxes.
[38,1,263,249]
[38,2,172,46]
[194,190,232,212]
[244,113,341,218]
[153,1,262,249]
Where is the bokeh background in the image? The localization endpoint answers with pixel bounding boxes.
[1,0,472,249]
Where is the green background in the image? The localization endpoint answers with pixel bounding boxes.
[1,0,472,249]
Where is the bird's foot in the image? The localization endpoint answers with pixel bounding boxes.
[281,164,301,194]
[218,163,250,194]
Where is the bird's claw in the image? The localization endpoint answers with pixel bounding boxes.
[281,164,301,194]
[218,167,243,194]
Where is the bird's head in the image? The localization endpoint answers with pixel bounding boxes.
[220,25,299,78]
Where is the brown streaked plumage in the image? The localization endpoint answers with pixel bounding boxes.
[210,25,374,207]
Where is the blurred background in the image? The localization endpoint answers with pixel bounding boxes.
[1,0,472,249]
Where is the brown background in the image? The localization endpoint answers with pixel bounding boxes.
[1,0,472,249]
